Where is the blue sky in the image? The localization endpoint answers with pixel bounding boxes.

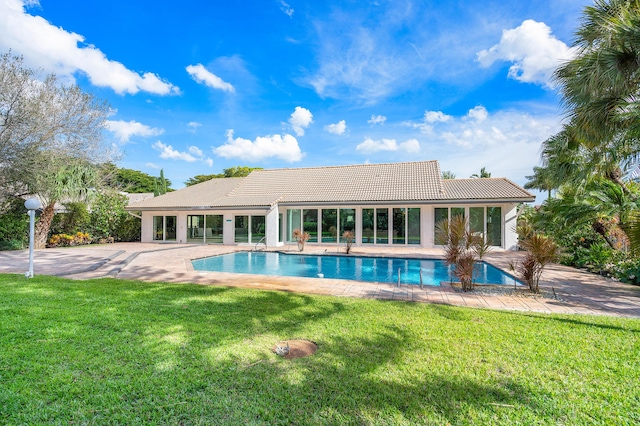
[1,0,590,199]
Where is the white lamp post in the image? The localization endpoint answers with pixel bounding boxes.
[24,198,41,278]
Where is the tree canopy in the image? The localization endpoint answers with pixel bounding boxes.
[0,52,112,247]
[102,165,173,194]
[185,166,263,186]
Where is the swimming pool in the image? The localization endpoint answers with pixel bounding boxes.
[191,252,519,286]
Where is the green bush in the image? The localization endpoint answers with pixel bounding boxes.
[50,202,90,235]
[0,198,29,250]
[114,213,141,242]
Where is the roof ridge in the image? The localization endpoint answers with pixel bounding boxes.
[251,160,440,173]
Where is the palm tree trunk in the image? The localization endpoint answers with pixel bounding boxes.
[34,202,55,249]
[592,219,618,250]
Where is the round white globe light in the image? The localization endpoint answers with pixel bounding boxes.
[24,198,41,211]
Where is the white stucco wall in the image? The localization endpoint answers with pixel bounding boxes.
[503,203,519,250]
[139,203,521,249]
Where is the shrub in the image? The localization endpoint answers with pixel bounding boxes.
[511,232,561,294]
[49,202,90,235]
[342,230,355,254]
[292,228,310,252]
[47,232,91,248]
[0,198,29,250]
[436,215,484,292]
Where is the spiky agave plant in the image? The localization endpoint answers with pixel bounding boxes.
[512,232,561,293]
[436,214,483,291]
[292,228,310,252]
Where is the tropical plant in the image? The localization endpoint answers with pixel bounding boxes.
[441,170,456,179]
[50,202,90,235]
[470,167,491,178]
[511,232,561,293]
[25,155,102,248]
[342,230,355,254]
[0,197,29,250]
[102,165,171,193]
[435,215,483,291]
[185,166,263,186]
[89,191,130,241]
[292,228,310,252]
[154,169,168,196]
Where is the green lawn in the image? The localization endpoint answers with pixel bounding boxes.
[1,274,638,425]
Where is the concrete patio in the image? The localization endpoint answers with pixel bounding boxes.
[1,242,639,318]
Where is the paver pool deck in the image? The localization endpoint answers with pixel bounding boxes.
[1,242,639,318]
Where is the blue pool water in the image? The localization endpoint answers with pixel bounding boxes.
[191,252,519,286]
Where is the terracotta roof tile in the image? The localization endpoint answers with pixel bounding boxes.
[127,161,533,210]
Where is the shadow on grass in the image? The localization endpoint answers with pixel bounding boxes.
[500,309,640,333]
[0,275,572,424]
[188,325,545,424]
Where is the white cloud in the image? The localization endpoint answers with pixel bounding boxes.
[279,0,294,17]
[145,162,161,169]
[153,141,197,162]
[0,0,178,95]
[186,64,235,92]
[152,141,213,166]
[466,105,488,122]
[187,122,202,132]
[425,111,451,123]
[325,120,347,135]
[356,138,420,154]
[288,106,313,136]
[368,115,387,125]
[214,129,303,162]
[105,120,164,143]
[188,146,204,157]
[477,19,576,88]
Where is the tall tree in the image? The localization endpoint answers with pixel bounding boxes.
[0,52,111,246]
[555,0,640,147]
[102,164,171,193]
[1,53,110,195]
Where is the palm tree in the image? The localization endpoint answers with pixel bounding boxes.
[441,170,456,179]
[470,167,491,178]
[555,0,640,146]
[23,153,100,248]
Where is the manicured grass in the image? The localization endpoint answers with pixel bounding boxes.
[1,274,638,425]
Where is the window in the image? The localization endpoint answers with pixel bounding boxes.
[469,207,484,235]
[362,209,374,244]
[487,207,502,246]
[205,215,224,244]
[322,209,338,243]
[303,209,318,242]
[433,207,502,247]
[153,216,164,241]
[251,216,265,243]
[392,208,406,244]
[408,208,420,245]
[153,215,176,241]
[235,216,249,243]
[434,208,448,244]
[339,208,355,242]
[376,208,389,244]
[287,209,301,242]
[187,215,204,243]
[451,207,465,220]
[235,215,265,244]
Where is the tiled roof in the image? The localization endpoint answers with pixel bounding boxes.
[441,178,534,201]
[127,161,533,210]
[126,177,245,209]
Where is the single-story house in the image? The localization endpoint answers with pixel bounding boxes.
[126,161,534,250]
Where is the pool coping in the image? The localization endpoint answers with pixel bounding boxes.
[188,249,524,287]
